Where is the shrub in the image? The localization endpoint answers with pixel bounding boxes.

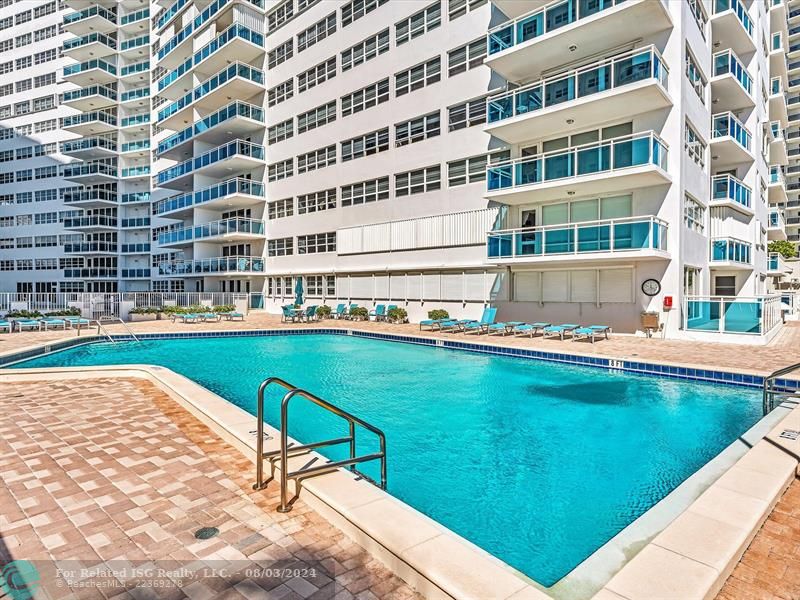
[428,309,449,320]
[350,306,369,320]
[316,305,332,319]
[769,240,797,259]
[6,310,42,318]
[387,307,408,323]
[130,307,159,315]
[44,307,81,317]
[212,304,235,313]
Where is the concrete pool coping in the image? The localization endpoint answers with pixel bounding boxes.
[1,334,799,599]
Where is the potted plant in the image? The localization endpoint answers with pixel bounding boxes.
[316,305,332,319]
[387,307,408,324]
[129,307,158,322]
[350,306,369,321]
[428,309,449,320]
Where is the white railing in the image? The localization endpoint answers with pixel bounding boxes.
[683,295,782,335]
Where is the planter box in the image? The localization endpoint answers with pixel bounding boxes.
[129,313,157,322]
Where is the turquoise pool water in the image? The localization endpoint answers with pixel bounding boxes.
[14,334,762,586]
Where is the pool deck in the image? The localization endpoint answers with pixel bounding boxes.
[2,313,800,600]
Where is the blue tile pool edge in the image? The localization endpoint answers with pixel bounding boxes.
[0,327,794,393]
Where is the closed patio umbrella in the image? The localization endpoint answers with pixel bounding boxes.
[294,277,304,306]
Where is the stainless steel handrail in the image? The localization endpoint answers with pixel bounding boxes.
[763,362,800,414]
[252,377,387,513]
[95,316,141,343]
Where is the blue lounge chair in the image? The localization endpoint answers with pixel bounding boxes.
[512,322,551,338]
[573,325,612,343]
[0,320,11,333]
[219,311,244,321]
[14,319,41,332]
[64,317,91,329]
[345,304,359,320]
[333,304,347,319]
[281,305,300,323]
[439,318,476,332]
[173,313,200,323]
[487,321,525,336]
[462,308,498,335]
[419,317,449,331]
[199,312,221,322]
[303,305,317,322]
[40,318,67,330]
[542,324,580,340]
[370,304,386,321]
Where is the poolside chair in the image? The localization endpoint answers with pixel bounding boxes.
[512,322,551,338]
[303,305,317,322]
[219,311,244,321]
[333,304,346,319]
[572,325,612,343]
[439,317,477,332]
[39,318,67,330]
[64,316,91,329]
[173,313,200,323]
[14,319,42,332]
[462,308,498,335]
[487,321,525,336]
[419,317,449,331]
[281,305,300,323]
[344,304,359,320]
[542,324,580,340]
[0,320,11,333]
[369,304,386,321]
[199,312,221,322]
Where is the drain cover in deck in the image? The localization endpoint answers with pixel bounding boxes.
[779,430,799,440]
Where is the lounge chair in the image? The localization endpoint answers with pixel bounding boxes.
[64,316,91,329]
[438,318,476,332]
[344,304,359,320]
[487,321,525,336]
[512,322,551,338]
[462,308,498,335]
[14,319,41,332]
[0,320,11,333]
[333,304,346,319]
[419,317,449,331]
[173,313,200,323]
[219,311,244,321]
[281,305,300,323]
[370,304,386,321]
[572,325,612,343]
[303,305,317,322]
[542,324,580,340]
[199,312,221,322]
[40,318,67,330]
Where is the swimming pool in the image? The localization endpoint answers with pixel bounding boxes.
[13,333,763,587]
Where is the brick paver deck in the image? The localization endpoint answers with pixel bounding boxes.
[0,377,419,600]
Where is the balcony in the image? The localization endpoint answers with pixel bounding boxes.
[769,210,788,240]
[120,87,150,105]
[120,243,151,254]
[486,216,669,265]
[157,101,265,160]
[64,268,118,279]
[121,192,151,204]
[156,23,265,100]
[771,34,788,80]
[121,217,151,229]
[771,0,788,36]
[711,0,755,56]
[120,114,150,129]
[121,269,151,279]
[485,0,671,81]
[119,35,150,59]
[120,140,150,155]
[684,296,781,336]
[486,131,669,204]
[60,84,117,112]
[770,121,789,164]
[710,112,753,167]
[485,46,670,144]
[710,174,753,215]
[155,140,265,190]
[770,167,789,204]
[155,0,190,32]
[770,77,789,125]
[768,252,792,275]
[63,215,118,231]
[63,58,117,87]
[153,177,265,217]
[63,5,117,35]
[63,163,118,185]
[159,217,265,247]
[60,136,117,160]
[62,32,116,61]
[710,50,754,111]
[710,237,753,269]
[63,241,118,254]
[493,0,548,19]
[63,188,118,208]
[121,166,151,179]
[157,256,265,277]
[157,62,265,130]
[119,7,150,30]
[120,60,150,82]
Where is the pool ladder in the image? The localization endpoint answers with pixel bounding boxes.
[763,361,800,415]
[94,317,140,343]
[252,377,387,513]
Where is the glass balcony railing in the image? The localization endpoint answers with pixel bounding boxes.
[773,32,783,52]
[64,268,117,279]
[61,85,117,104]
[121,217,151,228]
[63,163,117,178]
[159,217,265,245]
[63,215,118,228]
[487,131,667,191]
[61,137,116,154]
[711,112,751,150]
[121,192,150,203]
[121,166,151,177]
[63,189,117,204]
[158,256,265,276]
[64,58,117,77]
[62,111,118,128]
[487,46,668,124]
[711,237,752,263]
[63,32,117,51]
[63,242,117,253]
[121,140,150,153]
[770,166,786,186]
[713,50,752,94]
[771,121,785,140]
[156,140,264,185]
[713,0,754,37]
[158,62,264,122]
[64,5,117,26]
[121,243,151,253]
[487,0,630,55]
[121,269,151,278]
[685,296,780,335]
[772,77,784,95]
[157,101,264,155]
[711,174,751,208]
[120,35,149,51]
[120,8,149,26]
[487,216,667,259]
[156,0,190,30]
[153,177,265,215]
[769,210,785,229]
[120,114,149,127]
[121,61,149,77]
[157,23,264,92]
[120,87,150,102]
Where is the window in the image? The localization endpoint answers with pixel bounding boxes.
[448,150,510,187]
[684,194,705,233]
[297,101,336,134]
[267,0,293,34]
[341,29,389,72]
[687,0,707,39]
[35,119,56,133]
[0,260,12,271]
[342,0,388,27]
[15,33,30,47]
[0,216,13,227]
[685,120,706,168]
[298,13,335,52]
[268,158,293,182]
[448,0,486,20]
[268,40,293,70]
[0,17,11,31]
[396,112,440,146]
[15,10,31,25]
[714,275,736,296]
[16,169,30,181]
[395,57,441,96]
[297,145,336,174]
[396,165,441,196]
[0,238,11,248]
[268,198,294,219]
[33,96,54,112]
[15,79,31,93]
[684,266,700,297]
[306,275,323,296]
[14,147,31,160]
[298,232,336,254]
[0,129,11,139]
[0,150,13,162]
[267,119,293,144]
[298,189,336,214]
[326,275,336,296]
[448,97,487,131]
[16,259,33,271]
[16,56,31,70]
[36,166,58,179]
[341,78,389,117]
[448,37,486,76]
[298,57,336,93]
[35,236,57,248]
[341,128,389,161]
[685,47,706,103]
[33,2,55,18]
[35,258,57,270]
[14,101,30,115]
[268,237,293,256]
[268,79,293,107]
[0,84,13,97]
[0,61,9,74]
[35,189,57,202]
[34,49,56,65]
[34,73,55,88]
[341,177,389,206]
[34,25,57,42]
[396,3,441,45]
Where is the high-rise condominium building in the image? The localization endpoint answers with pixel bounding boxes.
[0,0,791,339]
